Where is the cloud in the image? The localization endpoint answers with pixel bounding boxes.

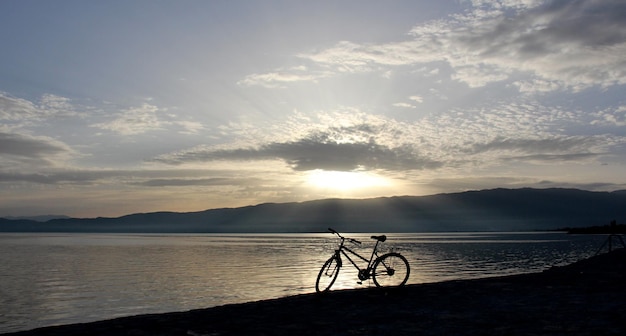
[0,132,69,157]
[0,131,74,169]
[90,103,206,135]
[153,96,625,174]
[592,105,626,127]
[409,95,423,103]
[258,138,442,171]
[468,136,601,154]
[38,94,81,117]
[506,152,600,163]
[154,121,443,171]
[392,102,416,109]
[91,103,164,135]
[132,177,260,187]
[0,93,39,121]
[451,64,510,88]
[464,134,616,165]
[393,95,424,108]
[495,0,626,50]
[513,78,563,93]
[0,92,82,125]
[174,120,205,134]
[1,93,204,137]
[0,168,255,186]
[0,171,95,185]
[453,0,626,90]
[243,0,626,92]
[237,66,332,88]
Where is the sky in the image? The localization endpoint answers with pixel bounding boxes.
[1,0,625,218]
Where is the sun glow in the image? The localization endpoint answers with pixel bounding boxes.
[306,170,391,191]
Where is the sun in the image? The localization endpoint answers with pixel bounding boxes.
[305,170,391,191]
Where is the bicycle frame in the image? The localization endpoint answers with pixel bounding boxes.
[317,228,410,292]
[332,232,383,280]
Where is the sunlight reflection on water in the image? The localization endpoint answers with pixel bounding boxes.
[0,232,606,333]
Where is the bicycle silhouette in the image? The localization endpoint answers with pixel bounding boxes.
[316,228,410,292]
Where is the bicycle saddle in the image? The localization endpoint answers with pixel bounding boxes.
[371,235,387,242]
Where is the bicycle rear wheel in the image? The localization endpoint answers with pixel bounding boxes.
[316,256,341,293]
[372,252,410,288]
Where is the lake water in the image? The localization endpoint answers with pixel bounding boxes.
[0,232,607,333]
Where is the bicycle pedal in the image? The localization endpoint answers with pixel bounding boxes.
[356,281,362,285]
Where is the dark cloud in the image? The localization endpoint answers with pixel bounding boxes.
[155,133,442,172]
[506,153,600,162]
[0,169,241,186]
[0,172,96,185]
[259,139,438,171]
[475,0,626,57]
[0,132,68,158]
[133,178,255,187]
[536,0,626,46]
[0,132,73,169]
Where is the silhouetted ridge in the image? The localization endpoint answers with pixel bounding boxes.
[1,188,625,233]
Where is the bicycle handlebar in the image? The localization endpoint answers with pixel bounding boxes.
[327,228,361,244]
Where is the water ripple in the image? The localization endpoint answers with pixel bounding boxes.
[0,232,607,333]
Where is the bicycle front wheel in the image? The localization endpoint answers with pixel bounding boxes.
[315,256,341,293]
[372,252,410,288]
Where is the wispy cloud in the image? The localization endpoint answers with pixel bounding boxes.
[392,102,416,109]
[237,66,332,88]
[393,95,424,109]
[466,135,610,164]
[468,136,602,154]
[409,95,423,103]
[91,102,206,135]
[0,93,39,122]
[0,92,82,126]
[91,103,165,135]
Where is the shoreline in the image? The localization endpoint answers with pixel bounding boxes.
[5,248,626,336]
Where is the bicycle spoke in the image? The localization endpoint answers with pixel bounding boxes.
[316,256,341,292]
[372,253,410,288]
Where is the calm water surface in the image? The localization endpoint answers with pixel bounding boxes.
[0,232,606,333]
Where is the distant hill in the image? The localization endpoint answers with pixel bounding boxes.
[1,188,625,233]
[1,215,70,222]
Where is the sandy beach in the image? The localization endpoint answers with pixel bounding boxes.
[5,248,626,336]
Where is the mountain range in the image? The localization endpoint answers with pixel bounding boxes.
[1,188,625,233]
